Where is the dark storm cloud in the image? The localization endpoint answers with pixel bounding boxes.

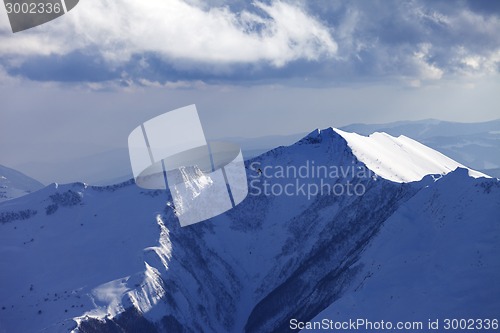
[0,0,499,85]
[462,0,500,16]
[306,0,500,84]
[4,51,117,82]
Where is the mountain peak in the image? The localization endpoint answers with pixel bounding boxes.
[264,127,488,184]
[298,127,345,145]
[332,129,489,183]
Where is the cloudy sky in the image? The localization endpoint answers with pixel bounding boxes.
[0,0,499,182]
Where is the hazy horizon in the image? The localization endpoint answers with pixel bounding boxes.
[2,117,499,185]
[1,0,499,183]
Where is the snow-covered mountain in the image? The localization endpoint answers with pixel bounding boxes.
[341,119,500,178]
[0,129,498,333]
[0,164,44,203]
[233,119,500,175]
[332,129,488,182]
[307,167,500,332]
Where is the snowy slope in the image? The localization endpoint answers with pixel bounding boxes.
[334,128,488,182]
[0,128,498,333]
[340,119,500,178]
[0,181,166,333]
[306,169,500,332]
[0,164,44,202]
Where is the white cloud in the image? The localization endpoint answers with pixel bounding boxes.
[452,9,500,39]
[413,43,443,81]
[1,0,499,86]
[462,56,481,70]
[0,0,338,67]
[454,46,500,78]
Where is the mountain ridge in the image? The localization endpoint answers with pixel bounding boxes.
[0,128,498,333]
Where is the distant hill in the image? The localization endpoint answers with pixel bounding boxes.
[0,164,44,202]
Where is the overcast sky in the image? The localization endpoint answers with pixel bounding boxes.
[0,0,499,182]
